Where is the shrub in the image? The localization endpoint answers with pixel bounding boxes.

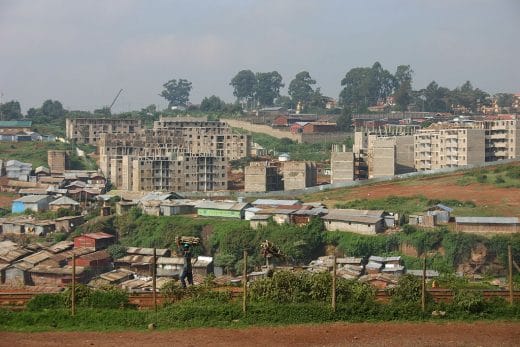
[26,293,65,311]
[452,290,485,313]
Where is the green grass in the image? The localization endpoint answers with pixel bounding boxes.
[456,165,520,189]
[0,142,96,170]
[1,299,518,332]
[233,128,352,162]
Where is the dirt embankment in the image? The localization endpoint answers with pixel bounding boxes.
[1,322,519,347]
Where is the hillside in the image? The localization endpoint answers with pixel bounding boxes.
[0,142,97,170]
[300,162,520,217]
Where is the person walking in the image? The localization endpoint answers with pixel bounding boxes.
[178,240,193,288]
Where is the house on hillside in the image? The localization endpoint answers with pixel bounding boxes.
[11,195,54,213]
[54,215,85,233]
[73,232,115,250]
[49,196,80,212]
[455,217,519,234]
[322,209,387,235]
[196,201,249,219]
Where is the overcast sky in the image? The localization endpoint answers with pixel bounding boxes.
[0,0,519,113]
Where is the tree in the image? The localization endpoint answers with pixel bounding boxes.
[41,99,65,118]
[336,107,353,131]
[255,71,284,107]
[230,70,257,109]
[339,62,395,111]
[274,95,293,109]
[421,81,451,112]
[200,95,226,112]
[494,93,514,108]
[288,71,316,108]
[0,100,22,120]
[160,78,192,108]
[393,65,414,112]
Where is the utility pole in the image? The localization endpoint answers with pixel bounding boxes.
[242,250,248,314]
[508,245,513,305]
[421,254,426,312]
[71,253,76,317]
[332,255,337,312]
[153,247,157,313]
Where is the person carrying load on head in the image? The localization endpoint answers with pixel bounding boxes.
[176,237,194,288]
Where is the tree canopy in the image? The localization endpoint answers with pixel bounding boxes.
[0,100,22,120]
[288,71,317,108]
[160,79,192,108]
[255,71,284,107]
[230,70,257,103]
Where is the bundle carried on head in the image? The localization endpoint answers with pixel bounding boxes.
[175,236,200,246]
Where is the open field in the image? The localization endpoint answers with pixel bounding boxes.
[302,166,520,216]
[2,322,519,347]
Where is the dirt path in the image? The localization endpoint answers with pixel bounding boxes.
[2,322,519,347]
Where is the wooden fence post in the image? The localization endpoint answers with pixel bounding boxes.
[509,245,513,305]
[153,247,157,313]
[243,250,248,314]
[71,253,76,317]
[332,255,337,312]
[421,254,426,312]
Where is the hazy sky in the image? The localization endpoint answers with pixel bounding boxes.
[1,0,519,113]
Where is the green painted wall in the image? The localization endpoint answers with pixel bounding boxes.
[197,208,242,219]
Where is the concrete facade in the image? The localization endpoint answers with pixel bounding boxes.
[244,161,282,192]
[282,161,317,190]
[331,149,355,183]
[98,116,250,192]
[47,150,69,174]
[414,127,486,171]
[65,118,142,144]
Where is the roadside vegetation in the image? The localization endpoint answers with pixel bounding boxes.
[1,274,518,332]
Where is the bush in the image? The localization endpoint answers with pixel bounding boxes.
[26,293,65,311]
[452,290,485,313]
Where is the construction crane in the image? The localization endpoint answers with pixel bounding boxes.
[108,88,124,113]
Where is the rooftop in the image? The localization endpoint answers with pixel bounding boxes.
[49,196,80,206]
[13,195,52,203]
[0,120,32,128]
[455,217,519,224]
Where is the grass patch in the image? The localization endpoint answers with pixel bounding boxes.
[0,142,96,170]
[456,164,520,188]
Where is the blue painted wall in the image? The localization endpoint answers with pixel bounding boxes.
[11,201,26,214]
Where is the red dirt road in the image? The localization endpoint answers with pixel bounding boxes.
[2,322,519,347]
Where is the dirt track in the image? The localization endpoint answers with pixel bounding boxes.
[2,322,519,347]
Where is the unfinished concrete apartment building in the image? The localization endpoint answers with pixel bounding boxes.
[99,116,250,192]
[66,118,142,144]
[244,161,282,192]
[414,116,519,171]
[414,127,485,171]
[331,126,416,182]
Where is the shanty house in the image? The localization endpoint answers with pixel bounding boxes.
[69,250,111,275]
[4,262,33,285]
[322,209,386,235]
[49,196,80,212]
[23,220,56,236]
[196,201,249,219]
[249,215,270,229]
[74,232,115,250]
[114,255,153,275]
[426,204,453,224]
[54,215,85,233]
[29,265,86,286]
[11,195,53,213]
[455,217,519,234]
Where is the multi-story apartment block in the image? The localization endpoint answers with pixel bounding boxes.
[479,116,519,161]
[97,116,250,192]
[65,118,142,144]
[414,127,485,171]
[127,152,227,192]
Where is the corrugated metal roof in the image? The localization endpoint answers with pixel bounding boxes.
[433,204,454,212]
[455,217,519,224]
[30,265,85,275]
[126,247,170,256]
[252,199,301,206]
[0,120,32,127]
[49,196,80,206]
[77,250,111,261]
[116,255,153,264]
[80,232,114,240]
[322,209,384,224]
[48,241,74,253]
[21,250,53,265]
[196,201,248,211]
[99,268,134,282]
[13,195,52,203]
